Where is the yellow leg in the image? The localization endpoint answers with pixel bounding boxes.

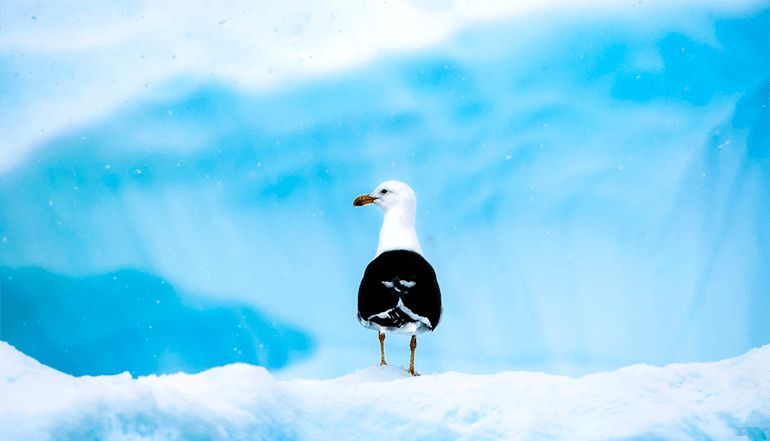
[379,332,387,366]
[408,335,417,376]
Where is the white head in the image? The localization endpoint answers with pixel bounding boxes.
[354,180,423,256]
[354,180,417,212]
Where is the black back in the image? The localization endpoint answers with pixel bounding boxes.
[357,250,442,332]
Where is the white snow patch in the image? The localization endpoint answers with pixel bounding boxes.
[0,341,768,441]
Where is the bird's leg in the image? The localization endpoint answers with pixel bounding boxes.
[379,332,387,366]
[408,335,418,376]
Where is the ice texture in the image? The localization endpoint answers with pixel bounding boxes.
[0,3,768,378]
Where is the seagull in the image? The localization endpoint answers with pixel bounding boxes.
[353,180,442,376]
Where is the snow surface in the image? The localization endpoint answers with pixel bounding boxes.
[1,341,768,441]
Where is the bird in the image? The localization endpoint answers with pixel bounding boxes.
[353,180,442,376]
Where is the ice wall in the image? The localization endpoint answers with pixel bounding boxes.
[1,4,768,377]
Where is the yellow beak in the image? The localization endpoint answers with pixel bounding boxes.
[353,194,376,206]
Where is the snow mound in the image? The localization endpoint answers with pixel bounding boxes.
[1,341,768,441]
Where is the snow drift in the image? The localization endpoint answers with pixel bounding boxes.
[1,341,768,441]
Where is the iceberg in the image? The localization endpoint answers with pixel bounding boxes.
[0,2,767,379]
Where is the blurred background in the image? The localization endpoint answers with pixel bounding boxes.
[0,0,767,379]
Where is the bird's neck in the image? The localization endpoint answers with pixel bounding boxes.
[376,206,422,257]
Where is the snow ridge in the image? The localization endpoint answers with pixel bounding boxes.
[1,342,768,441]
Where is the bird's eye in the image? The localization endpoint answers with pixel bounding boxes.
[380,189,388,194]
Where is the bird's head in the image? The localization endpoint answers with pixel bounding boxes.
[353,180,417,212]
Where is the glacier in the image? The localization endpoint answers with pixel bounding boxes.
[1,341,768,441]
[0,0,768,380]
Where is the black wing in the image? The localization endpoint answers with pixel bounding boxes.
[357,250,442,331]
